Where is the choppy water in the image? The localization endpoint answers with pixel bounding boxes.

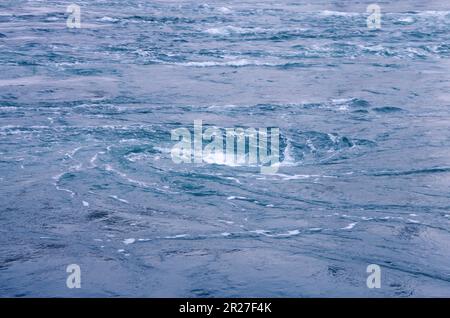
[1,0,450,297]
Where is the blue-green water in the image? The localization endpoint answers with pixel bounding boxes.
[1,0,450,297]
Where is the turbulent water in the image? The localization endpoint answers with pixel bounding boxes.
[1,0,450,297]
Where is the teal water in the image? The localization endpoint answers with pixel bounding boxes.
[1,0,450,297]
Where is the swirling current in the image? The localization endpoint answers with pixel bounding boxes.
[1,0,450,297]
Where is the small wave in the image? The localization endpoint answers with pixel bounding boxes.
[123,238,136,245]
[395,17,415,24]
[270,173,319,181]
[179,59,271,67]
[55,185,75,197]
[204,26,265,36]
[373,167,450,177]
[99,16,119,23]
[109,195,129,204]
[318,10,360,17]
[153,229,305,241]
[164,234,189,239]
[341,222,357,230]
[227,196,247,200]
[217,7,232,14]
[125,153,153,162]
[249,229,301,237]
[372,106,404,113]
[415,10,450,17]
[285,130,375,164]
[105,164,153,188]
[0,106,18,112]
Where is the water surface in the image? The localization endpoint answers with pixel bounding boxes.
[1,0,450,297]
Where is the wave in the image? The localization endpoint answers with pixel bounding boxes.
[318,10,360,17]
[373,167,450,177]
[178,59,276,67]
[204,26,266,36]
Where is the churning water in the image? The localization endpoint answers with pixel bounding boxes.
[1,0,450,296]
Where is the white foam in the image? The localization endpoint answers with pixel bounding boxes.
[272,173,318,180]
[203,150,231,165]
[109,195,129,204]
[153,146,172,153]
[227,196,247,200]
[64,147,83,159]
[207,104,239,110]
[224,177,241,184]
[204,26,261,36]
[123,238,136,245]
[283,144,297,166]
[125,153,152,162]
[250,229,300,237]
[218,219,234,224]
[416,10,450,17]
[90,151,104,166]
[0,107,18,112]
[251,230,270,235]
[55,185,75,197]
[165,234,189,239]
[105,164,153,188]
[217,7,232,14]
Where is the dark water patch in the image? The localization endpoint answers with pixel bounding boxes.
[87,210,109,221]
[349,98,370,108]
[397,224,421,240]
[372,106,404,113]
[351,109,369,114]
[373,167,450,177]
